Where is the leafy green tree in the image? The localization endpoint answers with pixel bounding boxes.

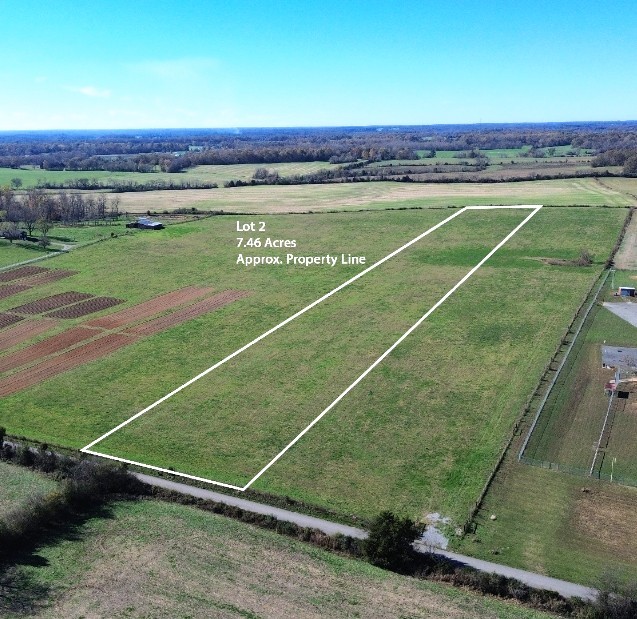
[364,511,420,571]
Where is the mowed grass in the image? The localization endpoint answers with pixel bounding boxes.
[0,207,626,526]
[3,495,554,619]
[454,460,637,586]
[102,178,635,214]
[0,460,58,518]
[523,291,637,475]
[0,161,335,189]
[94,209,536,488]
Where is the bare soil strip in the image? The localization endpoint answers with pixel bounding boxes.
[0,266,49,283]
[0,290,247,395]
[0,314,24,330]
[86,286,214,329]
[0,284,31,300]
[0,326,98,373]
[45,296,124,319]
[0,334,136,397]
[22,269,78,286]
[0,318,58,350]
[124,291,249,337]
[10,291,94,315]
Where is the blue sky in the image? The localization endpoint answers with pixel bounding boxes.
[1,0,635,129]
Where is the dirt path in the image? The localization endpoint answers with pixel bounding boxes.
[615,211,637,268]
[135,472,597,601]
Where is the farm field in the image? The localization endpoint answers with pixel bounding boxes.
[0,161,336,189]
[0,206,626,528]
[94,178,635,214]
[0,470,554,619]
[522,282,637,482]
[455,459,637,586]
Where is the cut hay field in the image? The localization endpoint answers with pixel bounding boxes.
[98,178,635,214]
[0,477,553,619]
[0,206,625,527]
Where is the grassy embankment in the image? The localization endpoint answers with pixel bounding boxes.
[0,462,554,619]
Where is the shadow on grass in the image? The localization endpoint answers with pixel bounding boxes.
[0,500,120,616]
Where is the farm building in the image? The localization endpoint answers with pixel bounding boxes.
[618,286,636,297]
[126,217,164,230]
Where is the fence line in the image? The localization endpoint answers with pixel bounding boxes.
[518,268,610,461]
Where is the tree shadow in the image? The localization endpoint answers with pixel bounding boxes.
[0,500,120,616]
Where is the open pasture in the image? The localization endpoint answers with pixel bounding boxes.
[99,178,634,215]
[0,206,626,523]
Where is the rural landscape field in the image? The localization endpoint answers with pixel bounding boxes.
[3,1,637,617]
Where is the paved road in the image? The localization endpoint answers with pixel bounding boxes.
[135,472,597,601]
[603,301,637,329]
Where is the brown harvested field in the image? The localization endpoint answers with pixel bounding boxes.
[0,333,136,397]
[10,291,94,315]
[0,313,24,329]
[0,283,31,300]
[124,290,248,337]
[86,286,214,329]
[22,269,78,286]
[45,296,124,319]
[0,265,49,283]
[0,326,98,374]
[0,318,58,350]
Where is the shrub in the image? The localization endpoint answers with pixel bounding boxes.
[363,511,420,571]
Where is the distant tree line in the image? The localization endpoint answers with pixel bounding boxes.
[592,149,637,174]
[2,123,637,174]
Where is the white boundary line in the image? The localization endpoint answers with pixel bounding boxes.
[82,205,542,491]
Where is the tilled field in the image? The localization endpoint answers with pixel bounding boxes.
[23,269,78,286]
[0,313,23,329]
[86,286,213,329]
[10,291,94,315]
[0,326,97,374]
[0,265,48,282]
[0,333,136,397]
[0,288,248,396]
[124,290,249,337]
[0,284,31,300]
[45,296,124,319]
[0,318,58,350]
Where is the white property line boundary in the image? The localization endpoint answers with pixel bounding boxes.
[82,205,543,491]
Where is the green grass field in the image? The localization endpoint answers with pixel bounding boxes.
[0,207,626,528]
[0,161,336,189]
[0,469,554,619]
[0,460,58,518]
[523,281,637,480]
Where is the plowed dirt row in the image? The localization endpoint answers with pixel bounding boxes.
[46,296,124,319]
[0,334,136,397]
[22,269,78,286]
[0,284,31,300]
[0,326,98,374]
[86,286,214,329]
[0,319,58,350]
[11,292,94,315]
[0,290,247,395]
[0,314,24,330]
[124,291,249,337]
[0,266,49,283]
